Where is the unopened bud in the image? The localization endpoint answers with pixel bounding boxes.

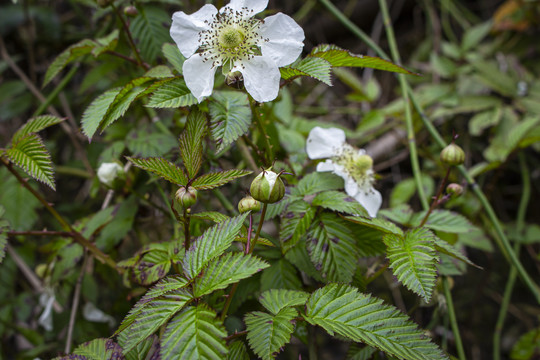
[175,186,198,208]
[250,169,285,204]
[446,183,463,197]
[440,143,465,166]
[123,5,138,17]
[97,162,124,187]
[238,195,261,213]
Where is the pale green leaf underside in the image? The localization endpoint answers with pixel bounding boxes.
[209,91,252,152]
[384,228,439,301]
[182,213,248,279]
[127,156,188,185]
[259,289,309,315]
[305,284,448,360]
[146,77,197,108]
[12,115,65,143]
[193,252,269,297]
[6,134,55,190]
[161,305,227,360]
[191,169,252,190]
[245,308,297,360]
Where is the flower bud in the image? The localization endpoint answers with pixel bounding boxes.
[238,195,261,213]
[123,5,138,17]
[175,186,198,208]
[446,183,463,197]
[97,162,124,187]
[440,143,465,166]
[250,169,285,204]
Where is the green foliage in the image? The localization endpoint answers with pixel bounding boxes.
[161,304,228,360]
[12,115,64,143]
[245,307,297,360]
[146,77,197,108]
[280,200,316,251]
[209,91,252,152]
[127,157,188,185]
[56,338,123,360]
[162,43,186,74]
[129,7,171,63]
[280,57,332,85]
[259,289,309,315]
[383,228,439,301]
[312,190,369,216]
[191,169,252,190]
[179,108,207,179]
[6,134,55,189]
[304,284,449,360]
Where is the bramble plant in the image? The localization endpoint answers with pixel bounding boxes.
[1,0,540,359]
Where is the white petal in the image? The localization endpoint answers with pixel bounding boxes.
[306,126,346,159]
[170,4,217,58]
[328,164,358,197]
[225,0,268,15]
[238,56,280,102]
[354,188,382,218]
[183,55,217,102]
[259,13,305,67]
[316,160,336,172]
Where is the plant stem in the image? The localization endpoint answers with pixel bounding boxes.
[442,277,466,360]
[493,153,530,360]
[111,4,148,70]
[244,213,254,254]
[249,203,268,254]
[1,159,120,272]
[184,208,191,250]
[33,65,78,118]
[65,253,88,353]
[419,166,451,227]
[8,230,73,237]
[378,0,428,210]
[249,98,273,166]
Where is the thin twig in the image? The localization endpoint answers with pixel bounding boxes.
[65,252,89,353]
[111,4,149,70]
[8,230,73,237]
[442,277,466,360]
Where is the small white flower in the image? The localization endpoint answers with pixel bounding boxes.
[97,162,123,187]
[170,0,304,102]
[306,126,382,218]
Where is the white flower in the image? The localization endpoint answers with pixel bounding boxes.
[306,126,382,218]
[170,0,304,102]
[97,162,123,186]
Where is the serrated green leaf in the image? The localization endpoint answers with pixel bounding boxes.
[469,108,501,136]
[432,236,479,268]
[280,56,332,85]
[310,45,415,75]
[6,134,55,189]
[161,305,227,360]
[259,289,309,315]
[292,172,344,196]
[383,228,439,301]
[81,88,121,139]
[461,21,492,52]
[162,43,186,74]
[43,39,95,88]
[280,200,316,252]
[91,29,119,57]
[305,284,448,360]
[191,211,230,223]
[342,216,404,236]
[179,108,207,178]
[245,308,297,360]
[126,130,177,158]
[130,6,171,63]
[70,338,123,360]
[127,157,188,185]
[125,335,159,360]
[209,91,252,152]
[144,65,174,78]
[193,252,269,297]
[307,213,358,282]
[284,240,325,282]
[313,191,369,216]
[260,258,302,291]
[183,213,248,279]
[191,169,251,190]
[147,77,197,108]
[410,210,475,234]
[346,344,377,360]
[510,327,540,360]
[12,115,64,143]
[118,289,192,354]
[226,341,250,360]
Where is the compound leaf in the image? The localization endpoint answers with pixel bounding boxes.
[12,115,64,143]
[127,157,188,186]
[191,169,252,190]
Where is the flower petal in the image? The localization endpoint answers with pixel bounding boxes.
[316,160,336,172]
[183,55,217,102]
[170,4,217,58]
[236,56,280,102]
[259,13,305,67]
[306,126,346,159]
[354,188,382,218]
[225,0,268,15]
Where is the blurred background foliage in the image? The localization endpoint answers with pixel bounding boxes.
[1,0,540,359]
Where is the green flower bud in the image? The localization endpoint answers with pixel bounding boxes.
[446,183,463,197]
[250,169,285,204]
[175,186,198,208]
[238,195,261,213]
[123,5,138,17]
[440,143,465,166]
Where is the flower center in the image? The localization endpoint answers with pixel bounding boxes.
[198,7,265,69]
[334,145,375,189]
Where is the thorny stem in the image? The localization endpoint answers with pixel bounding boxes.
[249,98,273,167]
[1,158,120,272]
[378,0,428,210]
[443,277,466,360]
[419,166,451,227]
[111,4,149,70]
[493,154,530,360]
[184,208,191,250]
[320,0,540,304]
